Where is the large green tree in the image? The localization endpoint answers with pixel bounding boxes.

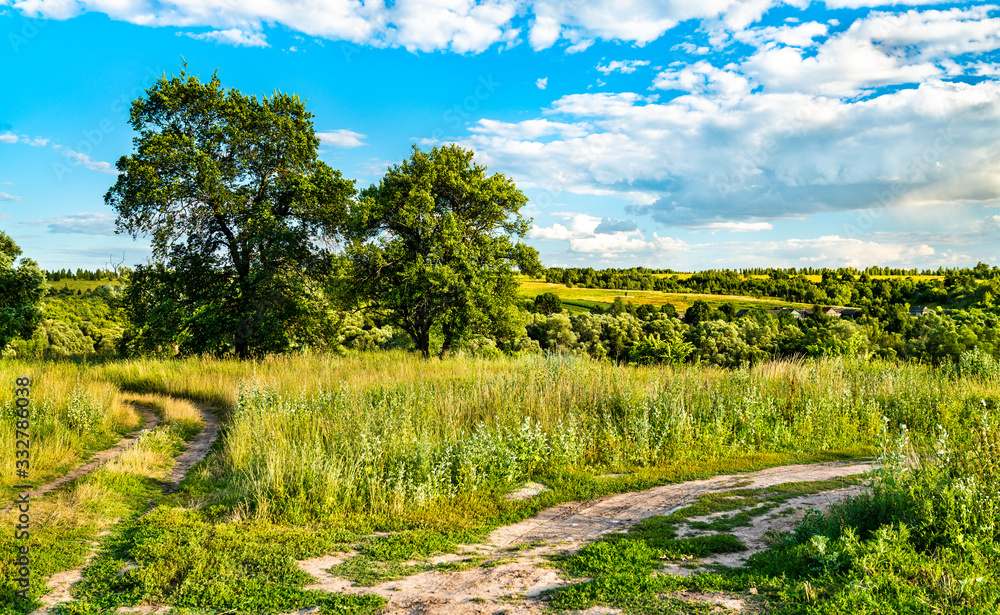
[344,144,541,358]
[106,69,354,358]
[0,231,46,352]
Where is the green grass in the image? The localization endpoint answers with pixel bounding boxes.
[518,279,813,311]
[45,279,121,293]
[3,352,997,614]
[0,360,139,501]
[546,477,866,613]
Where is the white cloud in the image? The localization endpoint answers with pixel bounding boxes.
[741,7,1000,96]
[387,0,520,53]
[317,129,367,148]
[529,219,951,267]
[528,212,678,255]
[32,212,117,235]
[0,132,51,146]
[464,79,1000,228]
[470,118,591,140]
[0,191,22,201]
[652,61,751,99]
[4,0,817,54]
[183,28,269,48]
[734,21,828,47]
[536,77,548,90]
[702,221,773,232]
[61,149,118,174]
[565,39,593,53]
[596,60,651,75]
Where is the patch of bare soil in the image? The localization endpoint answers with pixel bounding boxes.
[665,590,762,613]
[505,482,550,501]
[668,485,864,574]
[162,402,220,492]
[291,460,872,615]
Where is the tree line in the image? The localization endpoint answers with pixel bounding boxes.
[543,267,1000,312]
[2,68,999,368]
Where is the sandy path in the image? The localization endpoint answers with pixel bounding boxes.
[293,460,873,615]
[28,398,221,615]
[161,400,220,492]
[1,404,159,516]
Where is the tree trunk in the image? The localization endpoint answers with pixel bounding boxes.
[417,327,431,359]
[234,319,250,359]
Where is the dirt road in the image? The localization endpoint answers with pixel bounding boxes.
[293,460,873,615]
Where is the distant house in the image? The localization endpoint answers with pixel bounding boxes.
[765,307,804,319]
[839,308,862,318]
[735,309,750,317]
[909,306,932,316]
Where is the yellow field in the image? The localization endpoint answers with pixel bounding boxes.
[47,278,122,292]
[518,279,811,311]
[654,273,943,283]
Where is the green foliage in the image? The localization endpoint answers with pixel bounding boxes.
[343,144,538,358]
[106,68,354,358]
[0,231,46,353]
[740,416,1000,614]
[59,509,384,614]
[9,294,123,358]
[532,292,562,315]
[958,347,999,380]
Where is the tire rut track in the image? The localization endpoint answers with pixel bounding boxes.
[1,404,159,517]
[27,397,221,615]
[292,460,873,615]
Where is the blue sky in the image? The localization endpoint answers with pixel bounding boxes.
[1,1,999,271]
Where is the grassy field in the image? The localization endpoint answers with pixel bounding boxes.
[519,279,812,311]
[2,353,997,613]
[654,273,945,283]
[46,279,121,293]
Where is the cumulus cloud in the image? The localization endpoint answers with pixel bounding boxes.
[702,221,773,232]
[530,218,951,267]
[470,118,591,140]
[317,129,367,148]
[462,1,1000,233]
[60,149,118,174]
[652,61,752,98]
[536,77,548,90]
[740,7,1000,96]
[529,212,679,256]
[1,132,51,146]
[183,28,269,48]
[596,60,650,75]
[594,217,639,233]
[31,212,117,235]
[3,0,826,53]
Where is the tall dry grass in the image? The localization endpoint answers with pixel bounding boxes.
[0,361,138,496]
[95,352,985,525]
